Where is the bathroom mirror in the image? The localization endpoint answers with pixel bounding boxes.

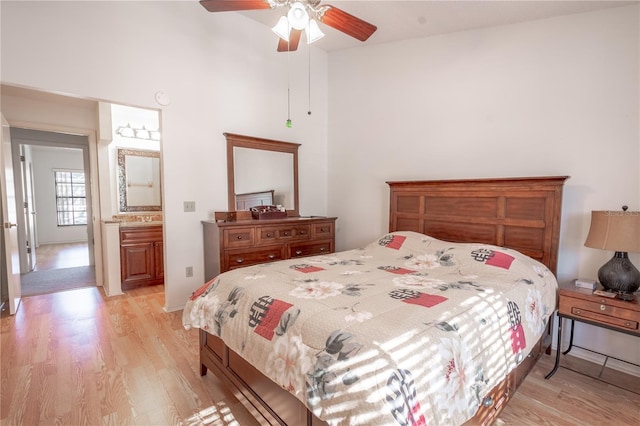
[225,133,299,217]
[118,148,162,212]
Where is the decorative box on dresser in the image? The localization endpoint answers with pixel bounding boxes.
[119,224,164,290]
[202,216,337,280]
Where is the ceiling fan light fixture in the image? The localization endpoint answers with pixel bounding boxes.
[287,2,309,30]
[306,19,324,44]
[272,15,290,41]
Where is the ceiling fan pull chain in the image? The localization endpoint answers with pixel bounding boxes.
[286,37,292,128]
[308,43,312,116]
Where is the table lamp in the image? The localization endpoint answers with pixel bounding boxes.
[584,206,640,300]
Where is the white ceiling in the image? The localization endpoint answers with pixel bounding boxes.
[240,0,637,52]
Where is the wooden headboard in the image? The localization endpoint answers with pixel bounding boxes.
[387,176,569,275]
[235,189,274,210]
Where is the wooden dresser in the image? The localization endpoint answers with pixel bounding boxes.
[202,216,337,280]
[119,224,164,290]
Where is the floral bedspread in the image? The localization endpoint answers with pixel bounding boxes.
[183,231,557,425]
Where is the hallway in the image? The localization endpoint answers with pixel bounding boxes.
[21,242,95,297]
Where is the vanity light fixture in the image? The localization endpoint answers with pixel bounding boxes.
[116,124,160,141]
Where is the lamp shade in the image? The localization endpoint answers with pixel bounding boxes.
[584,210,640,253]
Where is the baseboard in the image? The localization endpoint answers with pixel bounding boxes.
[569,347,640,378]
[163,303,183,313]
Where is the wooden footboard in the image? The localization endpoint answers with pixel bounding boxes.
[199,329,550,426]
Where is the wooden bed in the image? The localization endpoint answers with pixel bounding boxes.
[198,176,569,426]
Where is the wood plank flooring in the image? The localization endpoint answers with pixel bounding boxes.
[1,285,638,426]
[34,242,89,271]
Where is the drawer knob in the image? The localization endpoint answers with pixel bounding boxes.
[319,228,325,232]
[266,233,272,238]
[295,250,303,255]
[600,304,606,311]
[320,247,326,252]
[236,258,244,263]
[299,230,306,234]
[237,235,243,240]
[625,321,631,327]
[482,396,494,407]
[283,232,289,236]
[268,254,275,259]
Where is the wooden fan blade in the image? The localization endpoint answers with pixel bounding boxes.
[200,0,271,13]
[319,5,377,41]
[277,29,302,52]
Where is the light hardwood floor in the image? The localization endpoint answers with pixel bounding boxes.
[1,285,638,425]
[33,242,90,271]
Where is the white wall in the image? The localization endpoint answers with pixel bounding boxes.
[0,1,329,311]
[328,5,639,372]
[30,146,87,244]
[2,0,637,375]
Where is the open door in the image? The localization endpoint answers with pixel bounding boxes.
[20,145,37,272]
[1,113,21,314]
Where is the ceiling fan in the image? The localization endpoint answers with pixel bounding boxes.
[199,0,377,52]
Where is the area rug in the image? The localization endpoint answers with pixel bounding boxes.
[21,266,96,297]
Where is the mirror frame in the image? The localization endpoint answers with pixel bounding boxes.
[117,148,162,212]
[225,133,300,218]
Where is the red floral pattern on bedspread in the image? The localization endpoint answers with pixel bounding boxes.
[183,231,557,426]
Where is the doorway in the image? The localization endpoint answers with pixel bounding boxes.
[10,130,96,296]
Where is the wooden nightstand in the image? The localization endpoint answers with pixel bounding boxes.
[545,280,640,381]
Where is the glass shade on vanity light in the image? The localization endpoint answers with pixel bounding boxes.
[584,209,640,297]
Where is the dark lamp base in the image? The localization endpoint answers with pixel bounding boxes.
[597,251,640,296]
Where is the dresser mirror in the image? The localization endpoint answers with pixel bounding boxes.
[225,133,300,217]
[118,148,162,212]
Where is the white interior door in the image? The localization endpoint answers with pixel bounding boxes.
[1,114,21,314]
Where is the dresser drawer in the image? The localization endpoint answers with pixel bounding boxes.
[257,225,310,244]
[559,297,639,332]
[224,246,285,270]
[205,217,337,274]
[223,227,255,248]
[312,222,334,239]
[289,240,333,258]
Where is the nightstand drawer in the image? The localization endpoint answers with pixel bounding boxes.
[560,298,639,332]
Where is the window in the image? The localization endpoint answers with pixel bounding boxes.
[54,170,87,226]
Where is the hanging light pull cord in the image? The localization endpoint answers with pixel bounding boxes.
[286,37,292,128]
[307,44,312,115]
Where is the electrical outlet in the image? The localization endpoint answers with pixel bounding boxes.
[185,266,193,277]
[184,201,196,212]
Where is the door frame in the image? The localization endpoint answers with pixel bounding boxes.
[7,122,103,287]
[1,113,21,314]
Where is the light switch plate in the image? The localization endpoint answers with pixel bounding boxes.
[184,201,196,212]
